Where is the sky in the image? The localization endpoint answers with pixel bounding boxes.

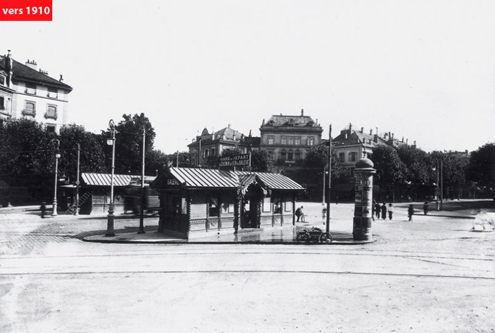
[2,0,495,154]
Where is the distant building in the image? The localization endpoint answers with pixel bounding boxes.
[332,124,415,176]
[259,109,323,165]
[0,50,72,132]
[187,125,260,163]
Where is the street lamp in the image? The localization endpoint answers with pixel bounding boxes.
[433,159,443,211]
[106,119,116,237]
[52,139,60,217]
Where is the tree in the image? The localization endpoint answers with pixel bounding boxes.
[0,119,57,202]
[466,143,495,199]
[58,124,106,182]
[371,145,406,201]
[304,144,345,179]
[250,149,273,172]
[107,113,156,174]
[397,145,430,185]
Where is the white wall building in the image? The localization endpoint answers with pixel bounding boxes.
[0,50,72,132]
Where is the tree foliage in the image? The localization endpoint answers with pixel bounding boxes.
[371,145,406,186]
[466,143,495,186]
[109,113,156,174]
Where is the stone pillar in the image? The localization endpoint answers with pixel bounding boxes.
[353,158,376,241]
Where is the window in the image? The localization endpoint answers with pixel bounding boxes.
[268,150,274,160]
[280,149,287,161]
[47,87,58,99]
[295,137,301,145]
[287,150,293,161]
[209,198,219,217]
[204,149,209,158]
[287,137,294,145]
[281,136,287,145]
[295,149,301,160]
[267,135,274,145]
[0,97,4,110]
[350,152,357,162]
[46,124,56,133]
[45,105,57,120]
[22,101,36,117]
[25,83,36,95]
[0,76,4,85]
[339,153,345,162]
[211,148,216,156]
[307,136,314,146]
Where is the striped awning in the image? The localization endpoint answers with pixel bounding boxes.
[81,173,135,187]
[159,167,304,191]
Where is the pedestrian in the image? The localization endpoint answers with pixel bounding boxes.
[321,204,327,222]
[336,196,339,205]
[374,202,381,219]
[381,203,387,219]
[408,204,414,221]
[423,201,429,215]
[388,203,394,220]
[371,201,376,221]
[295,206,305,222]
[40,201,46,219]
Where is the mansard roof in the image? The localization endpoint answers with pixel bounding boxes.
[0,55,72,92]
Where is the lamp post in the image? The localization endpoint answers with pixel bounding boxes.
[52,139,60,217]
[138,127,146,234]
[75,143,80,216]
[106,119,116,237]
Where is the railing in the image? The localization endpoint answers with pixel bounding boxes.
[22,109,36,117]
[44,110,58,120]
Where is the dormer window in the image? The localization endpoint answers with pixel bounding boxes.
[47,87,58,99]
[25,83,36,95]
[45,105,57,120]
[0,75,5,86]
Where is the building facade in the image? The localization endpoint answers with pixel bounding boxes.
[259,109,323,165]
[187,125,260,163]
[0,51,72,132]
[332,124,414,176]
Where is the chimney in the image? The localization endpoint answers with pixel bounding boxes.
[349,123,352,132]
[5,50,13,87]
[39,68,48,75]
[406,139,409,144]
[361,127,364,133]
[301,109,304,116]
[59,74,64,82]
[388,132,391,140]
[25,59,38,71]
[370,129,373,135]
[402,137,404,143]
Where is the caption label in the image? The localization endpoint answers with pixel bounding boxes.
[0,0,52,21]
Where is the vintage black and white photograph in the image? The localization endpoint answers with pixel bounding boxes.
[1,1,495,332]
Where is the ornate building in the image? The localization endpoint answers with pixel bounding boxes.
[332,124,415,176]
[187,125,260,164]
[0,50,72,132]
[259,109,323,165]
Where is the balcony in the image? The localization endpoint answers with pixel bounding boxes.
[22,109,36,117]
[44,110,58,120]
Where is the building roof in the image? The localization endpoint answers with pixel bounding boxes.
[153,167,305,191]
[262,114,320,128]
[0,55,72,91]
[81,173,156,187]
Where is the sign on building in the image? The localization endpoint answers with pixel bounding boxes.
[219,154,250,167]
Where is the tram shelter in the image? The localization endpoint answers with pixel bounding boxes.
[151,167,305,239]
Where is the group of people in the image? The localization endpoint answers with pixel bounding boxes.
[372,202,394,220]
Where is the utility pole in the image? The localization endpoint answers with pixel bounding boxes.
[75,143,80,215]
[326,125,332,234]
[138,127,146,234]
